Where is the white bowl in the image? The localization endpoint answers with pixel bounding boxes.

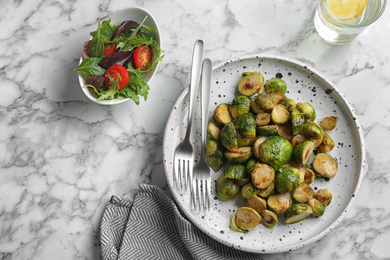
[78,7,162,105]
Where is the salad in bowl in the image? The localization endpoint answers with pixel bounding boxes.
[74,7,163,105]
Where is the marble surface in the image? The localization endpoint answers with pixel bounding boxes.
[0,0,389,259]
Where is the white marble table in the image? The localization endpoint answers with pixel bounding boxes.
[1,0,389,259]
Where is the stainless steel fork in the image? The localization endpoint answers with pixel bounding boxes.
[191,58,212,212]
[173,39,204,191]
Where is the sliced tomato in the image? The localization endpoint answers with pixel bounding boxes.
[103,42,116,56]
[104,64,129,90]
[134,46,153,71]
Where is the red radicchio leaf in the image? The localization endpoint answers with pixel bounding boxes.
[82,40,92,60]
[98,50,134,70]
[111,20,140,41]
[86,76,104,91]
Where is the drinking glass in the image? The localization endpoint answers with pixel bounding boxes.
[314,0,387,44]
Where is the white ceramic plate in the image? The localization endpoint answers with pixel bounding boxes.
[77,7,161,105]
[162,55,366,253]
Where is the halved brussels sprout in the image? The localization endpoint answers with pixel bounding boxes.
[237,113,256,138]
[267,192,292,214]
[214,103,232,125]
[258,136,293,168]
[205,139,218,156]
[279,97,296,112]
[290,134,306,148]
[255,92,275,111]
[261,209,278,228]
[249,97,263,114]
[291,109,305,135]
[314,188,332,206]
[265,78,287,95]
[274,167,300,193]
[257,181,275,199]
[224,146,252,164]
[251,163,275,189]
[255,112,271,127]
[246,195,267,214]
[271,104,290,124]
[321,116,338,131]
[252,136,268,160]
[285,203,313,224]
[272,93,287,104]
[236,130,255,147]
[236,178,250,187]
[312,153,338,178]
[302,122,324,147]
[296,102,316,122]
[238,72,264,96]
[220,122,238,151]
[230,213,248,233]
[207,121,221,141]
[206,148,226,172]
[293,140,315,165]
[246,158,258,175]
[229,96,251,119]
[241,182,260,199]
[303,167,316,184]
[256,125,279,137]
[233,206,262,231]
[216,174,240,201]
[277,123,293,141]
[225,164,247,180]
[317,133,335,153]
[308,198,325,217]
[292,183,314,203]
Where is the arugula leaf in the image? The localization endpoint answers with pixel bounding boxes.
[74,57,105,76]
[90,19,117,43]
[89,20,105,57]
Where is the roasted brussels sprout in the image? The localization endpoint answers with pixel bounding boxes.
[317,132,335,153]
[321,116,338,131]
[205,140,218,156]
[279,97,296,112]
[249,96,263,114]
[225,164,247,180]
[237,113,256,138]
[224,146,252,164]
[302,122,324,147]
[214,103,232,125]
[314,188,332,206]
[293,140,315,165]
[312,153,338,178]
[238,72,264,96]
[230,214,249,233]
[256,125,279,137]
[291,109,305,135]
[292,183,314,203]
[252,136,268,160]
[277,123,293,141]
[271,104,290,124]
[308,198,325,217]
[206,148,226,172]
[251,163,275,189]
[229,96,251,119]
[246,195,267,214]
[261,209,278,228]
[274,167,300,193]
[290,134,306,148]
[255,92,275,111]
[296,102,316,122]
[207,121,221,141]
[220,122,238,151]
[303,167,316,184]
[257,181,275,198]
[255,112,271,127]
[264,78,287,95]
[272,93,287,104]
[258,136,293,168]
[267,192,292,214]
[285,203,313,224]
[216,174,240,201]
[245,158,258,174]
[241,182,260,199]
[232,207,262,231]
[236,130,255,147]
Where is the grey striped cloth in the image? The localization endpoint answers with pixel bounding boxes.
[100,184,264,260]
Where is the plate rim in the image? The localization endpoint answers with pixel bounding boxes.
[162,54,366,253]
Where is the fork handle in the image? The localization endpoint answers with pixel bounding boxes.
[200,58,212,160]
[186,39,204,137]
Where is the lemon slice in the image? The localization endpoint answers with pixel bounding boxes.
[325,0,367,21]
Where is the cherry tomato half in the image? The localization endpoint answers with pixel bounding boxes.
[103,42,116,56]
[134,46,153,71]
[104,64,129,90]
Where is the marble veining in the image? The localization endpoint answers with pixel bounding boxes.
[1,0,389,259]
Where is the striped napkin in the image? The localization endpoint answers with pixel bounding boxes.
[100,184,263,260]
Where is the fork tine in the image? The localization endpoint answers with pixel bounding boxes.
[205,179,210,211]
[174,158,179,189]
